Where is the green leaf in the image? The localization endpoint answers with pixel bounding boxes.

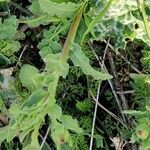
[0,40,20,57]
[76,99,93,112]
[7,127,18,142]
[106,0,138,19]
[48,104,62,121]
[0,16,18,40]
[19,127,34,142]
[49,0,71,3]
[0,0,8,2]
[130,74,150,100]
[39,0,78,18]
[96,136,104,148]
[131,15,150,46]
[22,89,47,108]
[19,64,44,92]
[39,40,62,59]
[141,50,150,69]
[60,115,83,133]
[29,0,42,14]
[0,127,8,142]
[136,123,150,140]
[20,15,60,28]
[0,53,11,66]
[70,44,112,80]
[30,128,40,150]
[44,53,69,78]
[141,138,150,150]
[9,103,22,118]
[131,133,138,143]
[81,0,115,43]
[123,110,146,116]
[51,123,70,145]
[38,26,62,58]
[23,128,40,150]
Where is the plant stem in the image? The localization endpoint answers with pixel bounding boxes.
[60,4,84,64]
[139,0,150,38]
[50,4,84,97]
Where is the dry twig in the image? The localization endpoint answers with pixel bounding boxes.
[89,83,101,150]
[40,126,51,150]
[107,51,129,110]
[103,40,142,74]
[88,42,127,123]
[90,92,126,127]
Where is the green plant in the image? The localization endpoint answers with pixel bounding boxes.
[0,16,21,65]
[1,0,150,149]
[0,0,112,149]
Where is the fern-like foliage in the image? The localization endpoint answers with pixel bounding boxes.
[76,98,93,113]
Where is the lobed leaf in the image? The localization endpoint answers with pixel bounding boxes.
[0,16,18,40]
[70,44,112,80]
[0,40,20,57]
[22,89,47,108]
[19,64,44,92]
[0,127,8,142]
[44,53,69,78]
[60,115,83,133]
[39,0,78,18]
[48,104,62,121]
[20,15,60,28]
[29,0,42,14]
[51,123,70,145]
